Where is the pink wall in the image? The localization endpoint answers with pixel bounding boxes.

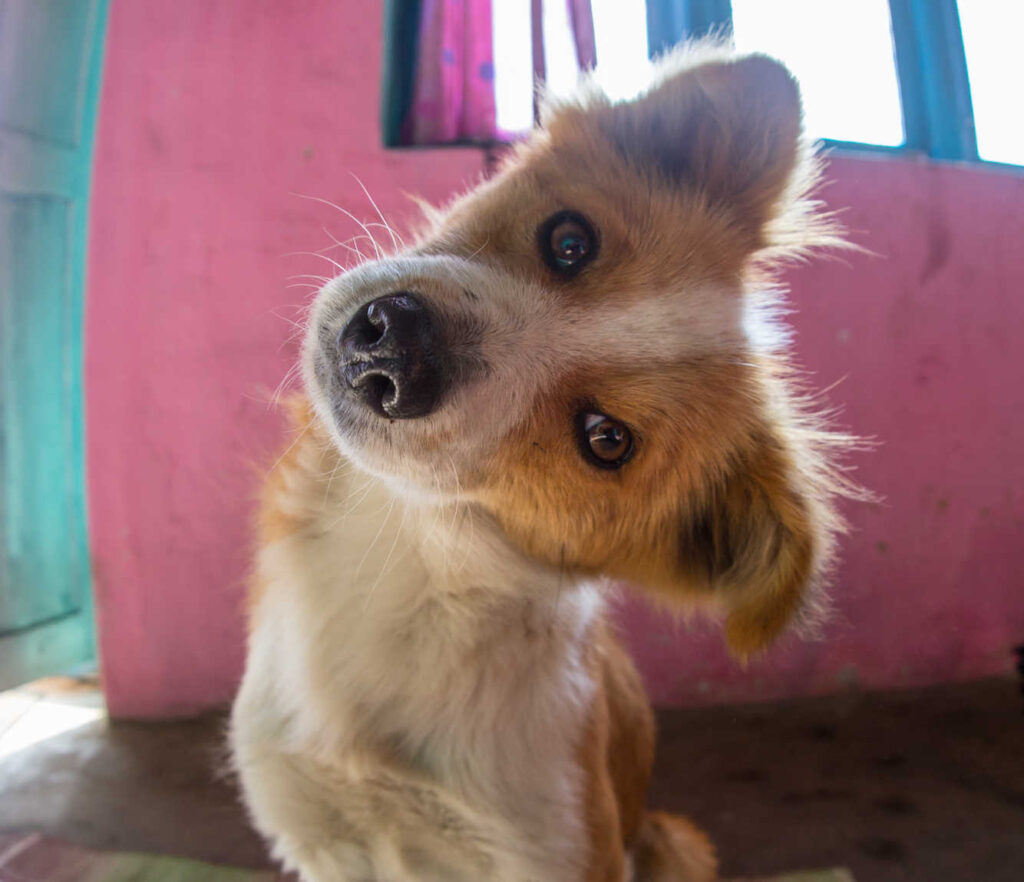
[619,154,1024,704]
[87,2,1024,718]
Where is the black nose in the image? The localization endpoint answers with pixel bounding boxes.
[337,293,444,419]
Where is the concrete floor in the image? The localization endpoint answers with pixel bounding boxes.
[0,677,1020,880]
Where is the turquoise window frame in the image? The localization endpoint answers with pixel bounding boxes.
[645,0,1020,170]
[0,0,109,688]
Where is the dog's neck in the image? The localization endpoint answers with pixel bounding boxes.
[256,457,603,748]
[296,455,601,628]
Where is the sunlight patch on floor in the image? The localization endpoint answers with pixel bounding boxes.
[0,675,105,761]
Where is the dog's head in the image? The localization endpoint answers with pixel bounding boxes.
[302,45,848,654]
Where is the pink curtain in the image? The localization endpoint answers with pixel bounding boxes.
[403,0,596,146]
[406,0,497,145]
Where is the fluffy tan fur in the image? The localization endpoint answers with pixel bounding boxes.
[416,45,850,654]
[232,41,854,882]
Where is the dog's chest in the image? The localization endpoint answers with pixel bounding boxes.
[367,607,596,879]
[256,526,601,880]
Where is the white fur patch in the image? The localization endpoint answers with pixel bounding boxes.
[232,462,603,881]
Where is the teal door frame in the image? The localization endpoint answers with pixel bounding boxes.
[0,0,109,690]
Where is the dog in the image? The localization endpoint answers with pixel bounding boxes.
[230,41,850,882]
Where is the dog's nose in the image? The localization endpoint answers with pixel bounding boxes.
[337,293,444,419]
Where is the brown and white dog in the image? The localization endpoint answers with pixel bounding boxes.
[231,42,851,882]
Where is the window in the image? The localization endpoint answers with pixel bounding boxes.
[387,0,1024,168]
[493,0,651,137]
[730,0,904,147]
[957,0,1024,165]
[492,1,533,135]
[589,0,652,102]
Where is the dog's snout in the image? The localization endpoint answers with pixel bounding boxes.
[337,293,444,419]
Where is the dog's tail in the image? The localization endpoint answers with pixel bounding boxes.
[632,811,718,882]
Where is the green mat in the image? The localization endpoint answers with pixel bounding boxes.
[0,834,853,881]
[0,835,287,882]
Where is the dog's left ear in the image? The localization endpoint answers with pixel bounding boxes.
[552,50,804,237]
[671,432,828,657]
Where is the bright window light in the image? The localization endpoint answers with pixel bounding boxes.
[957,0,1024,165]
[0,684,105,761]
[591,0,652,102]
[494,0,652,136]
[493,0,534,136]
[731,0,905,147]
[542,0,581,100]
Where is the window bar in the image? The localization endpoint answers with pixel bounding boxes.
[646,0,733,58]
[888,0,977,160]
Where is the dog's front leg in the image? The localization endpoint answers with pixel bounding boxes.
[233,733,516,882]
[231,738,376,881]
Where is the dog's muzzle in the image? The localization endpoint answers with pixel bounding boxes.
[336,293,446,419]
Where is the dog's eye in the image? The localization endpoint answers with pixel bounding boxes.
[577,412,634,469]
[539,211,597,276]
[551,220,590,267]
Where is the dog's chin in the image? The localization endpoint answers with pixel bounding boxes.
[308,390,463,504]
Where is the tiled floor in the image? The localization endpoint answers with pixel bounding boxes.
[0,677,1020,881]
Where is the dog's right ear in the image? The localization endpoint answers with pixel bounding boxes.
[547,48,805,238]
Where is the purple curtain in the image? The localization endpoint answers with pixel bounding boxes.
[402,0,596,146]
[567,0,597,70]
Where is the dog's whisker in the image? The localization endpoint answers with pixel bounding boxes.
[264,418,314,476]
[269,363,304,406]
[465,236,490,261]
[319,227,380,266]
[357,497,398,606]
[366,500,410,603]
[285,251,346,274]
[268,310,308,334]
[290,192,385,259]
[350,171,404,252]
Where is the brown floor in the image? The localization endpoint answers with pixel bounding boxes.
[0,677,1021,880]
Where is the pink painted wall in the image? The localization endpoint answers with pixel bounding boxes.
[87,2,1024,717]
[619,154,1024,704]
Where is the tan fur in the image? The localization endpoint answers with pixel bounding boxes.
[635,813,717,882]
[408,48,848,654]
[233,41,856,882]
[577,622,654,881]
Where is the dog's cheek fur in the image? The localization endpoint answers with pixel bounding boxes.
[473,361,748,577]
[476,360,831,657]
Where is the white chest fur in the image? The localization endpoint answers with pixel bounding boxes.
[232,466,603,882]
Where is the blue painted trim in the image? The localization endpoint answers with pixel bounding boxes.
[0,0,109,686]
[0,614,94,692]
[888,0,977,160]
[820,139,920,158]
[77,0,111,666]
[645,0,732,58]
[380,0,423,148]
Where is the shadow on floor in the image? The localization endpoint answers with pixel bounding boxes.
[650,677,1024,881]
[0,677,1020,881]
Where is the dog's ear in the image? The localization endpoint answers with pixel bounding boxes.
[556,50,804,235]
[671,432,827,657]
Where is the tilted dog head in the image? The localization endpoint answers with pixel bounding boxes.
[302,44,851,655]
